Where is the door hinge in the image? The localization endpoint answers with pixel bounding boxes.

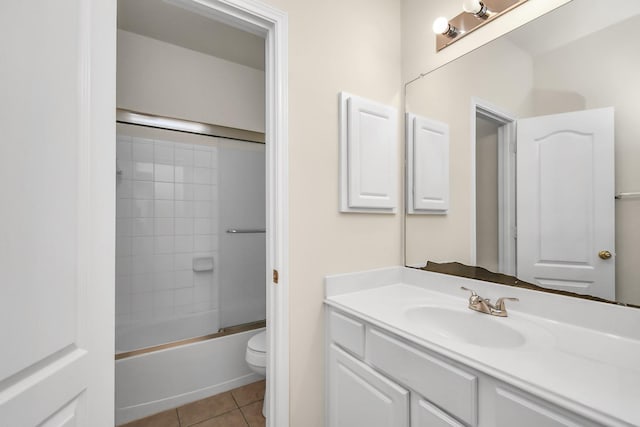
[273,269,279,284]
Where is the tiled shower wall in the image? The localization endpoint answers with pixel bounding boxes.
[115,135,219,334]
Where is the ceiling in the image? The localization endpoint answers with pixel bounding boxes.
[117,0,265,70]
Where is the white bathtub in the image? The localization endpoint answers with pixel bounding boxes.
[115,328,265,425]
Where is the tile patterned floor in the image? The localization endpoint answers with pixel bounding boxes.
[120,380,265,427]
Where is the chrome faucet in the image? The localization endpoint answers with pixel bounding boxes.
[460,287,519,317]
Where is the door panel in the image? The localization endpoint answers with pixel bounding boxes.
[516,108,615,299]
[1,350,88,426]
[0,0,115,425]
[342,94,398,211]
[1,0,81,383]
[537,132,592,263]
[328,344,409,427]
[406,114,450,213]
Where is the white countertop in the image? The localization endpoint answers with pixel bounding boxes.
[325,267,640,427]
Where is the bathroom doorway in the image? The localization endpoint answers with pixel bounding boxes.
[471,99,517,276]
[114,1,288,425]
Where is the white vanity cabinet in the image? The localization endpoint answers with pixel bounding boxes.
[326,306,602,427]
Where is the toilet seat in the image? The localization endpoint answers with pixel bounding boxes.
[246,331,266,368]
[248,331,266,353]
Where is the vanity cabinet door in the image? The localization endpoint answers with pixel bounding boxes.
[328,344,409,427]
[495,388,600,427]
[412,395,464,427]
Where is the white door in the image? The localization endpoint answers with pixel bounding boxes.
[516,108,615,299]
[0,1,116,426]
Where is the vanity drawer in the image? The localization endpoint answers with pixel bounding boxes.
[366,328,478,426]
[328,309,365,358]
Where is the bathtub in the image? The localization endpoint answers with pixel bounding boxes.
[115,327,265,425]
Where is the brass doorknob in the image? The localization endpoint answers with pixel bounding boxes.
[598,250,612,260]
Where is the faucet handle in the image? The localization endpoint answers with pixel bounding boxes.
[494,297,519,310]
[460,286,477,296]
[460,287,482,305]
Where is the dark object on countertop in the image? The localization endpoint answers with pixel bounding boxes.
[416,261,639,309]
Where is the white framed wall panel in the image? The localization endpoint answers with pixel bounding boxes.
[340,92,398,213]
[406,113,450,214]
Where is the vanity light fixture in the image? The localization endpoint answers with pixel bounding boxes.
[433,0,529,52]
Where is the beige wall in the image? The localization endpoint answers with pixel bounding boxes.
[259,0,403,425]
[405,37,534,266]
[117,30,265,132]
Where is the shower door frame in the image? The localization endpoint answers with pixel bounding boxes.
[161,1,290,425]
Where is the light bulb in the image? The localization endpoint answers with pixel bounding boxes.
[463,0,489,17]
[462,0,483,14]
[432,17,450,35]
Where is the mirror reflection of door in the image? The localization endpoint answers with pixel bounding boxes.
[475,107,615,300]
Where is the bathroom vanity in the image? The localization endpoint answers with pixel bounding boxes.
[324,267,640,427]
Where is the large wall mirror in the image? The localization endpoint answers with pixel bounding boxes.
[405,0,640,306]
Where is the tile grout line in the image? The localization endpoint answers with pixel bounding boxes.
[231,389,254,427]
[190,392,241,427]
[237,405,251,427]
[184,407,240,427]
[230,390,242,410]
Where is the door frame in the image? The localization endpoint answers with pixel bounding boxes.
[130,0,289,425]
[469,97,517,275]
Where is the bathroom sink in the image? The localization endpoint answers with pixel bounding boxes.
[404,306,526,348]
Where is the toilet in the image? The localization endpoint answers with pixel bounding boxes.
[245,330,268,417]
